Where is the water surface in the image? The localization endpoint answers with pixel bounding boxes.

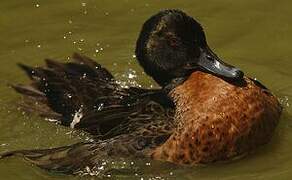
[0,0,292,179]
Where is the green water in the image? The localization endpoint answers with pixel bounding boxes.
[0,0,292,179]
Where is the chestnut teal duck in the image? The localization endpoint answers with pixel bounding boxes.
[0,9,282,174]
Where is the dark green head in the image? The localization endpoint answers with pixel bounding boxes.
[135,9,243,87]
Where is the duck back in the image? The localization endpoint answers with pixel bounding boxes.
[150,71,282,164]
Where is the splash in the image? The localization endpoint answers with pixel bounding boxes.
[279,96,290,108]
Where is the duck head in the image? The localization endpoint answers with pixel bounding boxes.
[135,9,244,87]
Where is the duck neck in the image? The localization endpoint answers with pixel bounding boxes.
[163,77,188,93]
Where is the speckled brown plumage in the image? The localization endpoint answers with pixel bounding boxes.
[150,71,282,164]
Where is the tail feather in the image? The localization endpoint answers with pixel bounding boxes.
[17,63,38,80]
[0,142,104,174]
[13,54,120,129]
[12,84,45,98]
[13,53,166,135]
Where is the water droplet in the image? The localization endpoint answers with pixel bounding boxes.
[280,96,290,108]
[68,20,73,24]
[97,103,104,111]
[98,166,104,170]
[128,73,135,79]
[37,44,41,48]
[35,4,40,8]
[81,2,86,7]
[82,73,87,78]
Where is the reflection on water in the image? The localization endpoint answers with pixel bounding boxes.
[0,0,292,179]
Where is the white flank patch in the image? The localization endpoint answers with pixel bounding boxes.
[70,108,83,129]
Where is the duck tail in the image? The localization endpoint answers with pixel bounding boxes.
[12,53,171,135]
[0,142,103,174]
[12,53,126,130]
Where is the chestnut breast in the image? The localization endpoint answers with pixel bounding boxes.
[150,71,282,164]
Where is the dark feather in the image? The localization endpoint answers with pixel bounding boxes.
[12,53,174,136]
[4,53,176,174]
[0,100,174,174]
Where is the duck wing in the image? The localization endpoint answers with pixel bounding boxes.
[0,101,175,175]
[12,53,172,135]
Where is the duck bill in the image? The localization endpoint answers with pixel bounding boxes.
[197,47,244,80]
